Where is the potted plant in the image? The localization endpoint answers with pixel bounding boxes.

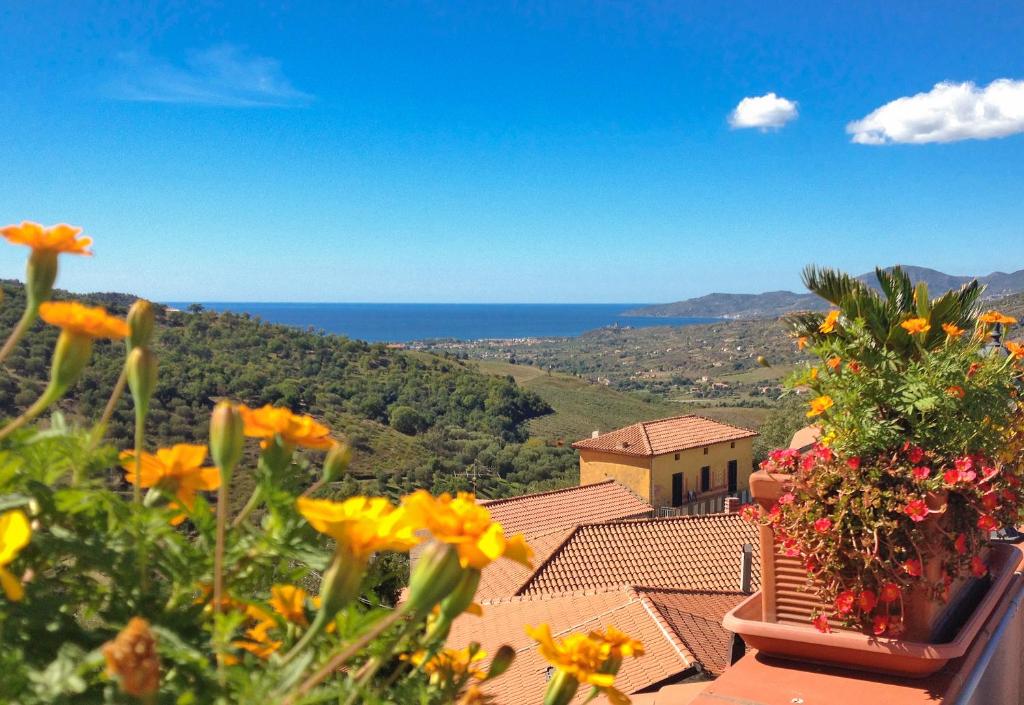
[727,265,1024,676]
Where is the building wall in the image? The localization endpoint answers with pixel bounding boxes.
[578,450,652,502]
[648,437,755,510]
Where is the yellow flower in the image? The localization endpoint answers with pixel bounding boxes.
[269,584,309,626]
[119,444,220,525]
[590,626,645,660]
[900,317,931,335]
[527,624,634,704]
[979,310,1018,325]
[39,301,129,339]
[232,616,282,660]
[296,495,420,559]
[942,322,965,338]
[0,510,31,601]
[1,221,92,255]
[403,647,488,686]
[102,618,160,697]
[807,395,834,418]
[401,490,533,570]
[238,404,334,450]
[1007,341,1024,360]
[819,310,840,334]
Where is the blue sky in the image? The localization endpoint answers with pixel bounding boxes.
[1,1,1023,303]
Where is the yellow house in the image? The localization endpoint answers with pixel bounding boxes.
[572,415,758,513]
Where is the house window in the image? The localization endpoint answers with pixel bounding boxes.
[700,466,711,492]
[674,453,680,461]
[703,447,709,455]
[672,472,684,507]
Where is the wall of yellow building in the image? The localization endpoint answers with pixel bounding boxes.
[578,450,652,502]
[648,437,754,510]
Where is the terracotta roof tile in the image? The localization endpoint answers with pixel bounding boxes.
[480,480,654,539]
[474,530,572,601]
[518,513,760,596]
[448,588,694,705]
[572,415,757,457]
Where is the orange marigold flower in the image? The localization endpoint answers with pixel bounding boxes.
[979,310,1018,325]
[941,322,965,338]
[119,444,220,525]
[296,495,420,560]
[238,404,334,450]
[819,310,840,334]
[39,301,129,339]
[102,617,160,697]
[1,221,92,255]
[527,623,636,702]
[1006,341,1024,360]
[825,356,841,371]
[796,336,809,350]
[806,395,833,418]
[900,317,931,335]
[946,385,965,398]
[269,584,308,626]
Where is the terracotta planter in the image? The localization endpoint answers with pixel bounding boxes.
[750,470,977,641]
[724,541,1023,677]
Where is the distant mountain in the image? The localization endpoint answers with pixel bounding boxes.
[626,266,1024,320]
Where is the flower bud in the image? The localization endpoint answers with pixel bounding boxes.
[25,249,58,309]
[757,355,770,367]
[485,645,515,681]
[210,402,244,477]
[406,541,465,616]
[543,669,579,705]
[127,300,156,350]
[439,568,481,622]
[49,331,93,394]
[321,443,352,484]
[317,545,366,619]
[127,347,158,418]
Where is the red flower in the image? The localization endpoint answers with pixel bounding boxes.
[739,504,760,523]
[835,590,856,615]
[1003,489,1016,503]
[978,514,998,531]
[812,613,831,633]
[903,499,928,522]
[912,466,930,481]
[971,556,988,578]
[907,446,925,464]
[778,492,795,505]
[846,456,861,470]
[872,614,890,636]
[967,362,981,378]
[946,385,965,398]
[954,533,967,555]
[903,559,922,577]
[943,468,960,485]
[879,582,901,603]
[815,444,834,463]
[847,361,862,374]
[858,590,877,613]
[814,517,832,533]
[982,492,999,511]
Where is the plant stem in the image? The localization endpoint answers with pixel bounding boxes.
[133,410,150,595]
[0,306,36,366]
[230,485,263,529]
[282,606,410,705]
[88,366,127,449]
[0,384,58,442]
[341,618,418,705]
[213,479,229,682]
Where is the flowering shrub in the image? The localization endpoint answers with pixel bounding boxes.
[0,222,642,704]
[747,266,1024,636]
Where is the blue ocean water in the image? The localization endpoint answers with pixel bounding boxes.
[163,302,718,343]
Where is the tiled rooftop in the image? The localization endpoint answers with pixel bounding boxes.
[449,586,744,704]
[519,513,760,595]
[474,530,572,600]
[480,480,654,539]
[637,588,747,675]
[571,414,758,457]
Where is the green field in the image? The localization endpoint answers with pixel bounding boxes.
[473,360,766,442]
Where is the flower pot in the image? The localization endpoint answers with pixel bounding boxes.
[749,469,977,642]
[723,540,1024,677]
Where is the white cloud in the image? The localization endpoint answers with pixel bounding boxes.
[109,44,312,107]
[847,79,1024,145]
[728,93,799,130]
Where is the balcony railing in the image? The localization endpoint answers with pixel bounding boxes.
[659,490,750,518]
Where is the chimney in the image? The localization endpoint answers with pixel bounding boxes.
[591,430,600,438]
[739,543,753,594]
[724,496,740,514]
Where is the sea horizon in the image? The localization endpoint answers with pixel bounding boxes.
[164,301,720,343]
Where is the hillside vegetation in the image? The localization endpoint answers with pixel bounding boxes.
[0,281,577,500]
